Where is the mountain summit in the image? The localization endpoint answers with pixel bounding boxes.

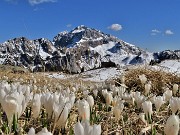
[0,26,179,73]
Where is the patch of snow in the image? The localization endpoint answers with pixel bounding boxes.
[45,68,123,82]
[39,46,52,60]
[81,68,122,82]
[153,60,180,74]
[72,29,85,34]
[90,42,116,56]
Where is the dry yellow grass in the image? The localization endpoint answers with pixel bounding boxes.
[118,67,180,95]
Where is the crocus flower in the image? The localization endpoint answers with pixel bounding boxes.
[36,127,52,135]
[163,88,172,102]
[56,105,69,129]
[139,74,147,85]
[142,101,152,121]
[105,92,113,106]
[93,89,98,98]
[31,94,41,119]
[164,114,179,135]
[87,95,94,109]
[144,82,151,96]
[154,96,165,112]
[77,99,90,121]
[173,84,179,95]
[113,101,124,120]
[169,97,180,114]
[74,121,84,135]
[139,113,147,125]
[133,91,145,108]
[74,121,101,135]
[28,127,35,135]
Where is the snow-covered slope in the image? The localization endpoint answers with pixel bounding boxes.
[53,25,154,68]
[0,25,179,73]
[153,60,180,74]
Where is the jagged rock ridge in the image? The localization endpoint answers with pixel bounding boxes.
[0,25,179,73]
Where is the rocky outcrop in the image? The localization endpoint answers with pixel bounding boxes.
[0,25,178,73]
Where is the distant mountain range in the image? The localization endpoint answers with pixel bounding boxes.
[0,25,179,73]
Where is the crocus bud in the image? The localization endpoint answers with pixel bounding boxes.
[89,124,101,135]
[120,75,125,84]
[154,96,165,112]
[105,92,113,106]
[133,91,145,108]
[93,89,98,98]
[139,74,147,85]
[74,121,84,135]
[142,101,152,120]
[78,99,90,121]
[169,97,180,114]
[164,114,179,135]
[56,106,69,129]
[139,113,147,125]
[32,94,41,119]
[144,83,151,96]
[83,90,89,97]
[173,84,179,95]
[163,88,172,102]
[28,127,35,135]
[87,95,94,109]
[112,96,118,107]
[113,102,124,120]
[36,127,52,135]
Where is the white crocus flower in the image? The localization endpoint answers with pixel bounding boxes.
[133,91,145,108]
[164,114,179,135]
[74,121,101,135]
[105,92,113,107]
[89,124,101,135]
[31,94,41,119]
[142,101,153,121]
[36,127,52,135]
[169,97,180,114]
[163,88,172,102]
[28,127,35,135]
[69,93,75,107]
[41,92,54,118]
[118,85,126,98]
[139,74,147,85]
[154,96,165,112]
[74,121,84,135]
[56,105,69,129]
[93,89,98,98]
[102,89,107,98]
[144,82,151,96]
[173,84,179,95]
[139,113,147,125]
[1,90,24,130]
[113,101,124,120]
[83,90,89,97]
[78,99,90,121]
[87,95,94,109]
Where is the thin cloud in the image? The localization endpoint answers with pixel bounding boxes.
[108,24,122,31]
[165,30,174,35]
[28,0,57,5]
[151,29,161,33]
[151,29,161,36]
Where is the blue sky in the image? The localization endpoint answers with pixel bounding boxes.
[0,0,180,52]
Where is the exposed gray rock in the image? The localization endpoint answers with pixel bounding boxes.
[0,26,179,73]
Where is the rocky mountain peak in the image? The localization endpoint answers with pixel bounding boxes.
[0,26,178,73]
[53,25,119,48]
